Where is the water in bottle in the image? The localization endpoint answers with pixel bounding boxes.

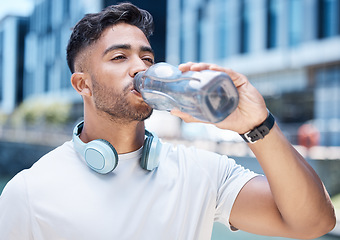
[133,62,239,123]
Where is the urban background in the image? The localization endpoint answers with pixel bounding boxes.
[0,0,339,239]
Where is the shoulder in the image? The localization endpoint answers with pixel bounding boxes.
[1,141,76,193]
[38,140,75,161]
[29,140,78,172]
[159,141,247,183]
[0,170,32,236]
[6,141,81,196]
[160,141,235,170]
[160,140,258,184]
[1,170,28,200]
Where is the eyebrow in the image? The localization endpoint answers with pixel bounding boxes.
[103,44,154,57]
[140,46,154,55]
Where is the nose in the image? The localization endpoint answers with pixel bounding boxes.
[130,57,148,78]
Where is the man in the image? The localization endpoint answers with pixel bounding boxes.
[0,3,335,240]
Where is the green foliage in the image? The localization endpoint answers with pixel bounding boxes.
[0,110,8,126]
[11,97,72,127]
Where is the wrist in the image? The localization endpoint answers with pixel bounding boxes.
[240,111,275,143]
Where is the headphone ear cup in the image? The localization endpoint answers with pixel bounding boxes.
[84,139,118,174]
[140,131,161,171]
[140,137,152,170]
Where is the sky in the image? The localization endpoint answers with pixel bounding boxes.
[0,0,34,19]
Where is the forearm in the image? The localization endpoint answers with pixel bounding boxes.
[172,62,335,237]
[249,123,335,235]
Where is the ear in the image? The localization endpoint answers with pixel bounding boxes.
[71,72,92,97]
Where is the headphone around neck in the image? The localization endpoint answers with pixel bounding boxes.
[73,121,162,174]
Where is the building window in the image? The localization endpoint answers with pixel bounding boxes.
[195,5,204,62]
[16,20,27,105]
[315,64,340,87]
[217,0,227,59]
[314,63,340,120]
[313,63,340,146]
[317,0,340,39]
[44,64,50,93]
[266,0,278,49]
[61,65,71,89]
[179,2,185,63]
[288,0,303,46]
[239,0,250,53]
[63,0,70,18]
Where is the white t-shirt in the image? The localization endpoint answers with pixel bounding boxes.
[0,140,258,240]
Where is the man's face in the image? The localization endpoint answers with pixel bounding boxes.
[84,23,154,122]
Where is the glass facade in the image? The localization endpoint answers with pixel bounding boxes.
[239,0,250,53]
[288,0,303,46]
[0,16,27,113]
[317,0,340,39]
[0,0,166,114]
[0,0,339,145]
[216,0,228,59]
[266,0,278,49]
[180,0,186,63]
[166,0,340,145]
[195,4,204,62]
[22,0,100,101]
[315,65,340,119]
[314,64,340,146]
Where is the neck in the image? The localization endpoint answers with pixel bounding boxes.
[79,114,146,154]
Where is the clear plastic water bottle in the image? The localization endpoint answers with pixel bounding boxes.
[134,62,239,123]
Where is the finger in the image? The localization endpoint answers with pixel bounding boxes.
[178,62,214,72]
[189,62,214,71]
[209,65,247,88]
[178,62,195,72]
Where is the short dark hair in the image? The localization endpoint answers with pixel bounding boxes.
[66,2,154,73]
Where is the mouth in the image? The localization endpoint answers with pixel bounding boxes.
[128,80,144,99]
[131,89,143,98]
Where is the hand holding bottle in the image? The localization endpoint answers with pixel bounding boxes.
[134,62,239,123]
[171,62,268,134]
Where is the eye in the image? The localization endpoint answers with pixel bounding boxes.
[143,57,154,64]
[111,55,126,61]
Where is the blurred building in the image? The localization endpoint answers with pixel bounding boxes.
[1,0,339,146]
[0,15,28,114]
[22,0,101,104]
[23,0,165,102]
[0,0,166,121]
[167,0,340,145]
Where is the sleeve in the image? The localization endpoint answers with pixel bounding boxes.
[0,171,33,240]
[214,156,259,230]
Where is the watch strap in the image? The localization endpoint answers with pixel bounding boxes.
[240,112,275,143]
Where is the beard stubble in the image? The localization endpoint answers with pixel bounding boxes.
[91,76,153,123]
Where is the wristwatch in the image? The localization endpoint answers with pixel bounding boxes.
[240,112,275,143]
